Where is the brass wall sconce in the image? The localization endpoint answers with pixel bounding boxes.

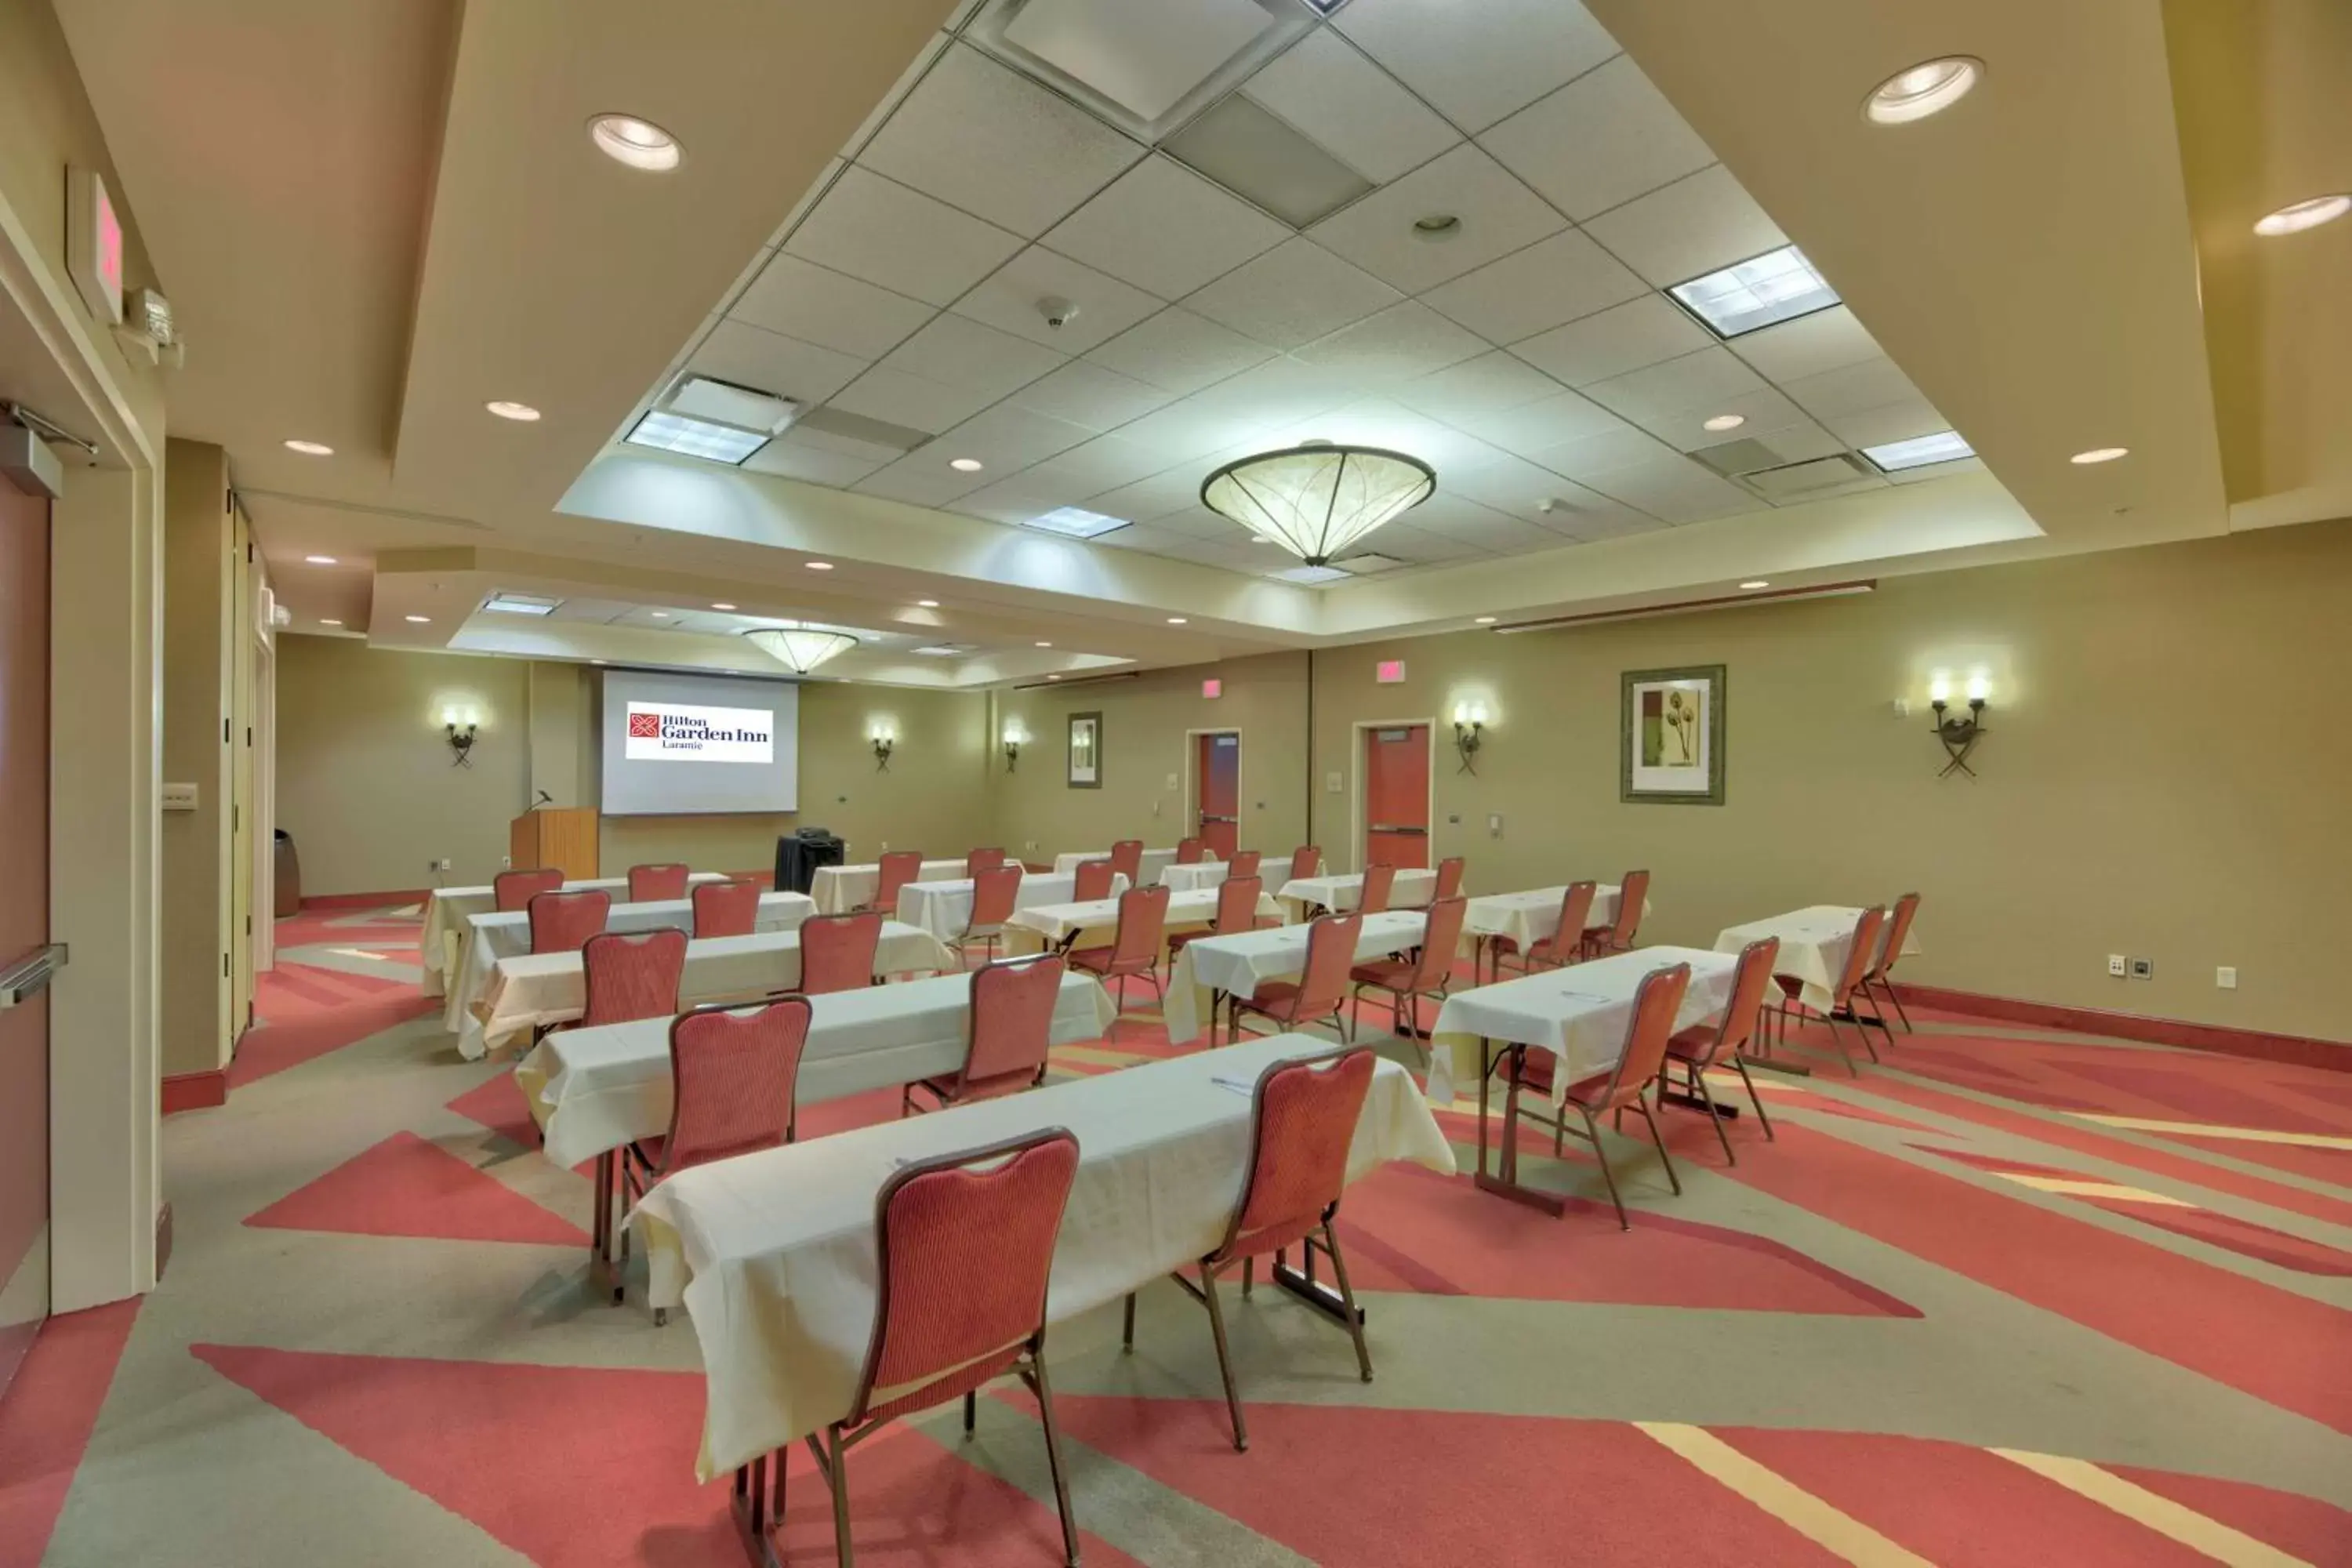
[1451,699,1490,775]
[1001,722,1025,773]
[1929,676,1988,777]
[869,721,896,771]
[441,705,481,768]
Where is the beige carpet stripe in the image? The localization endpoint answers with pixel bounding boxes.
[1635,1423,1934,1567]
[1999,1174,2196,1206]
[1991,1450,2311,1566]
[2071,1116,2352,1151]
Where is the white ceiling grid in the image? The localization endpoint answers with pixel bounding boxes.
[655,0,1973,583]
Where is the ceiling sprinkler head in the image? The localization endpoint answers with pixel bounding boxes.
[1039,296,1079,330]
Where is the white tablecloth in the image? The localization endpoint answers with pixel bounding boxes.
[1714,906,1921,1013]
[1002,888,1286,949]
[516,971,1117,1168]
[1156,862,1229,893]
[419,873,724,996]
[1460,884,1648,955]
[892,871,1126,942]
[808,859,967,916]
[1277,869,1439,915]
[441,892,815,1033]
[1051,848,1192,881]
[632,1032,1457,1477]
[466,922,953,1059]
[1163,909,1430,1044]
[1430,946,1737,1108]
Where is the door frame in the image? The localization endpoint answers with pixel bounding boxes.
[1182,728,1240,851]
[1349,717,1436,874]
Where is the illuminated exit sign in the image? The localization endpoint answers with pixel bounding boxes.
[1201,678,1221,699]
[1375,659,1406,684]
[67,167,125,325]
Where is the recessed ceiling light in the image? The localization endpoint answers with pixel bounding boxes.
[591,659,608,665]
[320,618,343,627]
[1669,245,1839,338]
[1474,615,1497,625]
[804,561,834,571]
[949,457,985,473]
[1035,641,1053,648]
[1167,616,1188,625]
[916,599,939,608]
[649,611,671,619]
[1022,506,1131,540]
[2071,447,2129,464]
[1047,674,1062,681]
[625,409,766,465]
[589,114,681,172]
[711,602,736,611]
[1702,414,1746,432]
[486,401,541,423]
[1862,429,1974,472]
[1411,213,1461,241]
[405,615,430,624]
[2254,194,2350,237]
[283,439,333,456]
[1740,580,1771,590]
[1864,57,1982,125]
[303,554,337,565]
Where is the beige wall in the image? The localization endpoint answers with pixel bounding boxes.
[157,440,231,1077]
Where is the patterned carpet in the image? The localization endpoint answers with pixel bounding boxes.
[5,900,2350,1566]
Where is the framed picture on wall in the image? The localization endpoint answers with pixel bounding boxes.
[1621,666,1725,805]
[1066,711,1102,789]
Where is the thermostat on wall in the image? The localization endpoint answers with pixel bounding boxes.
[162,782,198,812]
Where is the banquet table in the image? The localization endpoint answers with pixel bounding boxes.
[1277,868,1439,916]
[1428,946,1737,1215]
[807,858,965,916]
[440,891,815,1033]
[1460,884,1650,982]
[1714,906,1921,1013]
[419,873,725,996]
[892,869,1127,942]
[630,1030,1456,1480]
[1051,847,1195,882]
[1156,860,1231,894]
[464,921,953,1058]
[1002,887,1286,953]
[1163,909,1429,1044]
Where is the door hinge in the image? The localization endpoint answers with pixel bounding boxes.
[221,953,229,978]
[245,913,252,935]
[232,804,238,832]
[245,542,254,563]
[245,726,252,746]
[223,717,230,744]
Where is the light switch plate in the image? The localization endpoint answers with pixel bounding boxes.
[2129,956,2154,981]
[161,782,198,811]
[1165,772,1179,790]
[2216,965,2238,989]
[1326,771,1343,793]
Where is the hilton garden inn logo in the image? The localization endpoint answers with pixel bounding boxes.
[623,702,774,764]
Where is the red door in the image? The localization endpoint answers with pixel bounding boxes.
[1363,724,1430,871]
[1196,732,1240,860]
[0,480,51,1400]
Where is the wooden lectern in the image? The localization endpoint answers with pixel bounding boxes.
[510,807,599,881]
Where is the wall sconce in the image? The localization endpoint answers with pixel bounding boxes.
[1451,699,1490,775]
[441,704,481,768]
[868,720,896,771]
[1001,721,1026,773]
[1929,674,1989,777]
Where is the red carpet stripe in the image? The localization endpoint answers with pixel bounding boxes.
[244,1132,588,1247]
[0,1301,142,1568]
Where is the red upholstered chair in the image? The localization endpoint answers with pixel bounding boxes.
[690,878,761,939]
[1432,856,1465,902]
[1072,858,1117,903]
[494,867,563,913]
[1505,962,1691,1229]
[953,864,1023,966]
[757,1129,1083,1568]
[1107,840,1145,885]
[1357,863,1397,915]
[627,862,691,902]
[1167,874,1272,959]
[1492,881,1594,978]
[1582,868,1649,959]
[1121,1047,1376,1451]
[864,850,924,915]
[528,889,609,954]
[1661,937,1780,1163]
[1227,848,1261,880]
[1864,891,1922,1033]
[1350,895,1466,1041]
[904,954,1064,1114]
[1068,884,1170,1019]
[1286,845,1322,883]
[1769,905,1889,1075]
[798,910,882,996]
[1230,911,1360,1043]
[619,996,811,1320]
[579,927,687,1029]
[1174,837,1207,865]
[964,847,1007,879]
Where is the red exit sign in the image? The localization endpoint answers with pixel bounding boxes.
[1201,678,1221,699]
[1375,659,1406,684]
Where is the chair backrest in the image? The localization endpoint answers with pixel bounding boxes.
[1608,869,1650,944]
[1433,856,1465,901]
[1834,906,1887,1006]
[1072,858,1117,902]
[691,878,761,939]
[1107,840,1145,884]
[873,850,924,909]
[1174,837,1206,864]
[1219,1047,1377,1261]
[579,927,688,1027]
[659,996,811,1174]
[1608,963,1693,1098]
[966,863,1023,931]
[1287,844,1322,882]
[849,1127,1079,1428]
[1288,911,1363,1020]
[1105,883,1171,971]
[1358,863,1396,915]
[1875,892,1920,979]
[528,889,610,953]
[1548,882,1598,954]
[627,862,691,902]
[1212,874,1264,934]
[964,847,1007,878]
[1227,848,1261,880]
[1410,896,1468,991]
[494,867,564,913]
[961,954,1065,1088]
[799,910,882,995]
[1700,937,1782,1065]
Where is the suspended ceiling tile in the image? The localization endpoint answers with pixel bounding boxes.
[1824,395,1952,450]
[1293,299,1488,383]
[1333,0,1621,133]
[729,254,933,362]
[1580,453,1757,522]
[688,320,868,406]
[1004,360,1176,430]
[1580,346,1770,425]
[1181,237,1403,350]
[951,245,1165,354]
[741,433,887,488]
[1239,28,1461,184]
[1392,350,1565,422]
[1417,228,1649,347]
[1579,163,1789,289]
[1462,387,1635,457]
[783,166,1025,307]
[1083,306,1276,395]
[1479,55,1713,222]
[826,364,997,434]
[1305,143,1566,294]
[877,312,1067,400]
[926,401,1098,473]
[852,450,994,506]
[1042,155,1290,300]
[1726,305,1884,385]
[1508,294,1711,387]
[1522,423,1682,481]
[1780,354,1926,421]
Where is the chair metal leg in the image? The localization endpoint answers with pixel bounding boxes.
[1242,1255,1254,1298]
[1579,1104,1630,1229]
[1199,1266,1249,1452]
[964,1389,977,1437]
[1882,976,1915,1033]
[771,1442,789,1525]
[826,1426,854,1568]
[1636,1097,1682,1195]
[1691,1062,1735,1165]
[1121,1291,1135,1351]
[1731,1057,1776,1139]
[1823,1013,1858,1075]
[1027,1350,1084,1568]
[1318,1225,1374,1384]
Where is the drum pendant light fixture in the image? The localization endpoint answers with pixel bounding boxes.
[743,623,858,674]
[1200,443,1436,565]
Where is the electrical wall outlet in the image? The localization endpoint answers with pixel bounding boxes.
[2129,957,2154,981]
[2216,966,2238,990]
[500,855,510,869]
[1164,771,1178,791]
[1024,840,1037,851]
[879,840,888,851]
[2107,954,2128,978]
[432,857,452,873]
[1488,813,1503,837]
[1151,799,1161,816]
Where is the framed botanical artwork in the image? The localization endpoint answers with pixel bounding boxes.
[1065,711,1102,789]
[1621,666,1725,805]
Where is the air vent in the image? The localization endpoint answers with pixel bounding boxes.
[665,374,799,434]
[1690,437,1788,477]
[793,406,932,457]
[1742,455,1878,501]
[971,0,1309,142]
[1166,93,1370,227]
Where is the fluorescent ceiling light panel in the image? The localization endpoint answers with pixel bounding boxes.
[1668,246,1839,339]
[1165,93,1373,228]
[666,374,798,433]
[624,409,769,465]
[1271,564,1352,585]
[913,643,976,657]
[1861,429,1973,472]
[482,593,561,616]
[1023,506,1132,539]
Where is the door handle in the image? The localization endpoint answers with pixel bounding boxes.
[1367,824,1428,835]
[0,942,67,1008]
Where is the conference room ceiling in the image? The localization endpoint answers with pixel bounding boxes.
[53,0,2339,673]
